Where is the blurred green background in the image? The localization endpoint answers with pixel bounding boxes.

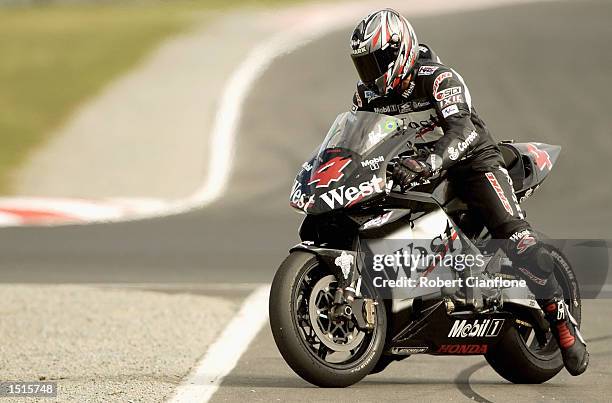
[0,0,308,193]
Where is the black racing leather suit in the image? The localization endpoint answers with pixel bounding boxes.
[351,44,561,299]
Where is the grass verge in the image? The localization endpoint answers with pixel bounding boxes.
[0,0,306,193]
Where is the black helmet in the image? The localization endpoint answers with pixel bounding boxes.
[350,9,419,95]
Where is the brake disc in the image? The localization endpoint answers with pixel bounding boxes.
[308,275,365,351]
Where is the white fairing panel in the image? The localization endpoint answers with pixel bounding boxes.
[365,208,460,299]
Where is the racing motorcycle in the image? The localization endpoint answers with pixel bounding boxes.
[269,111,581,387]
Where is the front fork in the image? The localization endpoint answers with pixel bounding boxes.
[290,242,376,331]
[330,287,377,331]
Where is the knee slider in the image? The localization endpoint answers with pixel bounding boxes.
[507,229,554,277]
[508,229,538,259]
[506,230,560,297]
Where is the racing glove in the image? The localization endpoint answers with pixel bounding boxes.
[392,157,432,190]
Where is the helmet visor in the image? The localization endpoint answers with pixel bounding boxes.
[352,47,397,87]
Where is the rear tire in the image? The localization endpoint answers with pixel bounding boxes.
[485,325,564,384]
[269,251,386,387]
[485,246,581,383]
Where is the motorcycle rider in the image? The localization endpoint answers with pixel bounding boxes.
[349,9,588,375]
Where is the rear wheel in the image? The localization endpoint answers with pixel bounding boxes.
[485,246,580,383]
[269,251,386,387]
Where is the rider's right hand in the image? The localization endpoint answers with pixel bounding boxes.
[392,157,432,190]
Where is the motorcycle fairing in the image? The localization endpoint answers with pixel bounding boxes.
[290,243,361,289]
[360,200,485,300]
[290,112,413,215]
[388,301,515,355]
[288,112,558,360]
[499,142,561,194]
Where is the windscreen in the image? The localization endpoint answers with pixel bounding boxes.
[316,111,403,158]
[290,111,409,215]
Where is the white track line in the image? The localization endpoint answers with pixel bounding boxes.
[188,0,539,205]
[167,284,271,403]
[0,0,555,227]
[187,4,389,205]
[166,1,559,401]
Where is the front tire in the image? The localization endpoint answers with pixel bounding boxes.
[269,251,386,387]
[485,246,581,383]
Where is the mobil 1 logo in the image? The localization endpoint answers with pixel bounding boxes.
[448,318,505,338]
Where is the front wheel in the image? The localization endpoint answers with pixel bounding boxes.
[485,246,581,383]
[269,251,386,387]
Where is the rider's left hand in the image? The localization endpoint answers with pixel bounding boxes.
[392,157,432,190]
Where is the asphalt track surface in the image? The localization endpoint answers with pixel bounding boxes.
[2,1,612,401]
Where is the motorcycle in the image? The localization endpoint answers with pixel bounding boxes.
[269,111,580,387]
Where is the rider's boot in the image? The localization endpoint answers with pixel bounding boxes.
[541,298,589,376]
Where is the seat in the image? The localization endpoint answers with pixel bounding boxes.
[500,143,519,170]
[498,143,525,192]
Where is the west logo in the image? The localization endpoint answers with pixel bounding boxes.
[289,181,315,212]
[447,319,505,338]
[320,175,385,209]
